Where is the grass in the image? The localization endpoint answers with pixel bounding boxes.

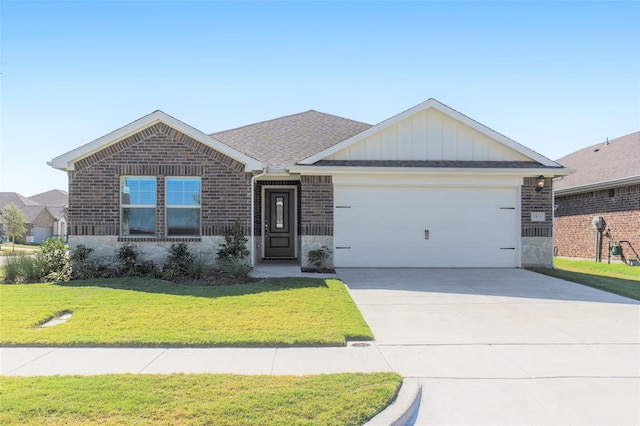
[530,258,640,301]
[0,277,373,346]
[0,242,40,254]
[0,372,402,425]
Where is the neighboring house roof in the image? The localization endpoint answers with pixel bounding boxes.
[29,189,68,206]
[0,191,67,223]
[49,110,263,172]
[210,110,372,167]
[46,206,67,221]
[0,192,40,207]
[554,131,640,195]
[20,205,49,223]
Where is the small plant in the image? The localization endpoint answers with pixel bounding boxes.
[307,246,332,270]
[70,244,93,266]
[164,243,194,276]
[116,244,139,274]
[113,244,157,277]
[188,255,208,279]
[216,220,250,262]
[218,257,252,279]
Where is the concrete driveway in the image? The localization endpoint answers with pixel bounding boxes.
[337,268,640,425]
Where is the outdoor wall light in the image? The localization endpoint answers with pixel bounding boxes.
[535,175,545,193]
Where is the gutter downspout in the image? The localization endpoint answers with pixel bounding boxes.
[250,167,267,266]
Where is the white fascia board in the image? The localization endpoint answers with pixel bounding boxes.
[299,98,561,168]
[554,175,640,196]
[49,111,263,172]
[287,164,570,177]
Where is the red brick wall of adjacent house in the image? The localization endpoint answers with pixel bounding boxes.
[521,176,554,237]
[300,175,333,236]
[68,123,252,239]
[554,184,640,260]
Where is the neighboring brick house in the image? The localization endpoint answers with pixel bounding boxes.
[554,131,640,264]
[50,99,568,268]
[0,190,68,243]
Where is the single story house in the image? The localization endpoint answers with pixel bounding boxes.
[50,99,568,268]
[554,131,640,264]
[0,190,68,243]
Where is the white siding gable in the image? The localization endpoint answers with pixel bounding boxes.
[325,108,530,162]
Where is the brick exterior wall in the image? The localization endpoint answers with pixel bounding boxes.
[554,184,640,260]
[521,176,554,238]
[300,175,333,236]
[68,123,252,240]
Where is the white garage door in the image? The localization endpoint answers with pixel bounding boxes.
[333,186,519,267]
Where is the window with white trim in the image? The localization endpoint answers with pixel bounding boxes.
[166,177,201,237]
[120,176,156,236]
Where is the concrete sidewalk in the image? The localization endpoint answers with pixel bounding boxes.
[1,343,391,377]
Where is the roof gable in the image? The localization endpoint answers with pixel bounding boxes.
[300,99,560,167]
[211,110,371,166]
[49,111,262,172]
[555,131,640,193]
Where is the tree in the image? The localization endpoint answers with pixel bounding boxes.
[2,203,27,252]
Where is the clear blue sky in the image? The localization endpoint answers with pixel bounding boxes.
[1,0,638,196]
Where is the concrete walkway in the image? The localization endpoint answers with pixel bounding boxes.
[1,343,391,376]
[338,268,640,425]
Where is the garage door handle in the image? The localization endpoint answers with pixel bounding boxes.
[425,229,429,240]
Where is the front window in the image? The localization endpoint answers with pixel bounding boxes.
[166,177,201,236]
[120,176,156,236]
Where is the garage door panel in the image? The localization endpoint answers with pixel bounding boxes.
[334,185,519,268]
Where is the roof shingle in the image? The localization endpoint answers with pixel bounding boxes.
[554,131,640,191]
[210,110,371,166]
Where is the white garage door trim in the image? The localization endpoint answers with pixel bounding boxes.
[333,183,521,268]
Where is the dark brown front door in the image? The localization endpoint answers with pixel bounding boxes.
[264,188,295,258]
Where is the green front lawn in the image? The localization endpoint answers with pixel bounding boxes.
[0,373,402,425]
[0,277,373,346]
[530,258,640,301]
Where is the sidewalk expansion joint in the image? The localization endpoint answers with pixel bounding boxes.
[3,347,58,375]
[138,348,168,373]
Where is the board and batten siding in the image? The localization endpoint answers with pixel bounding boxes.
[326,108,530,162]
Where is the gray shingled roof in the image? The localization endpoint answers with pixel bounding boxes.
[0,192,39,207]
[1,191,67,223]
[554,131,640,192]
[29,189,68,206]
[210,110,372,166]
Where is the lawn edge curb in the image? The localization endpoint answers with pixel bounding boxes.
[364,378,422,426]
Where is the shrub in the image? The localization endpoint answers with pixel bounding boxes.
[116,244,139,273]
[307,246,332,270]
[188,256,208,279]
[164,243,194,276]
[70,244,93,267]
[38,238,71,282]
[70,244,98,280]
[216,220,250,262]
[114,244,158,277]
[3,254,43,283]
[218,257,252,279]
